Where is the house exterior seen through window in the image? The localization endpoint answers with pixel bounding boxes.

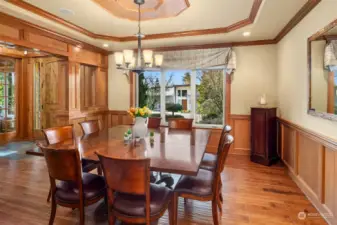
[137,69,225,127]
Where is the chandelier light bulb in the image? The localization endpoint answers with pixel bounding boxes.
[155,54,163,67]
[143,50,153,66]
[114,52,124,67]
[123,50,134,64]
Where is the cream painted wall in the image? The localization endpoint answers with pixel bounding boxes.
[231,45,278,115]
[108,54,130,110]
[277,1,337,139]
[311,40,328,113]
[108,45,278,115]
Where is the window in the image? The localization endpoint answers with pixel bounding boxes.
[165,71,192,121]
[138,71,161,116]
[195,70,224,125]
[137,69,225,127]
[0,59,16,133]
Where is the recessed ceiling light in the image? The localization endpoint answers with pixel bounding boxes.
[103,44,109,48]
[24,50,28,55]
[243,32,251,37]
[59,8,74,16]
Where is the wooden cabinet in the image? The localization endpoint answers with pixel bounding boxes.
[250,107,278,166]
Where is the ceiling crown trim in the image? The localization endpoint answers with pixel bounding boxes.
[6,0,262,42]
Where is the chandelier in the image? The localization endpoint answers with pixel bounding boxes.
[114,0,164,73]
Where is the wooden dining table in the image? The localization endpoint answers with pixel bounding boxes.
[30,125,211,176]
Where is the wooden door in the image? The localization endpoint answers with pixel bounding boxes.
[35,57,69,131]
[182,99,187,110]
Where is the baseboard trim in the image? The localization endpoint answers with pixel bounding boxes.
[283,159,333,225]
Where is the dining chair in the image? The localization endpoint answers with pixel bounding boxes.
[42,125,102,202]
[172,133,234,225]
[41,145,106,225]
[200,125,232,171]
[79,120,100,135]
[168,118,194,130]
[199,125,232,209]
[96,152,173,225]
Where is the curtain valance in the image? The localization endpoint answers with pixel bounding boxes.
[157,47,236,73]
[324,40,337,70]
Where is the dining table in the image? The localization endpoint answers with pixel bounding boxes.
[29,125,211,177]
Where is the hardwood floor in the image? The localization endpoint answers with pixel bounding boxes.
[0,142,327,225]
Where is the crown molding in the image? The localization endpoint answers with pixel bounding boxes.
[2,0,322,51]
[0,12,109,54]
[274,0,321,42]
[141,39,277,52]
[6,0,262,42]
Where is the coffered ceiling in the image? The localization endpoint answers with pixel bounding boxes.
[0,0,318,51]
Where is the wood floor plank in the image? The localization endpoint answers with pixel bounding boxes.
[0,143,327,225]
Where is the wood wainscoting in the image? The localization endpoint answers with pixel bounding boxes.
[206,114,251,155]
[278,118,337,225]
[69,110,134,136]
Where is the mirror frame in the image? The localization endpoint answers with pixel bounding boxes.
[308,19,337,121]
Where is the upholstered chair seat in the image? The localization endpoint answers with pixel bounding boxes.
[175,169,214,196]
[55,173,105,204]
[113,184,172,217]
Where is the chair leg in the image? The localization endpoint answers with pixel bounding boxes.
[168,202,174,225]
[79,205,85,225]
[48,196,57,225]
[212,199,220,225]
[97,165,103,176]
[219,192,223,203]
[47,188,51,202]
[217,199,222,215]
[172,193,178,225]
[108,213,116,225]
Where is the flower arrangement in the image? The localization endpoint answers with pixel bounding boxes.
[127,106,152,118]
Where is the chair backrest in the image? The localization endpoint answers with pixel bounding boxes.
[212,134,234,192]
[79,120,100,135]
[42,125,74,145]
[168,118,193,130]
[217,125,232,154]
[96,152,150,195]
[40,145,82,182]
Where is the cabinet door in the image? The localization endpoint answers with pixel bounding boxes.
[251,109,266,157]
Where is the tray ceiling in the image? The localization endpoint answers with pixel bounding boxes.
[92,0,190,21]
[0,0,311,50]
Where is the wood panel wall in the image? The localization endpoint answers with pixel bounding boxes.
[0,13,109,143]
[205,114,251,155]
[279,118,337,225]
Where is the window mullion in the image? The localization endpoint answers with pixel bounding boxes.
[4,72,8,119]
[191,70,196,125]
[160,70,166,125]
